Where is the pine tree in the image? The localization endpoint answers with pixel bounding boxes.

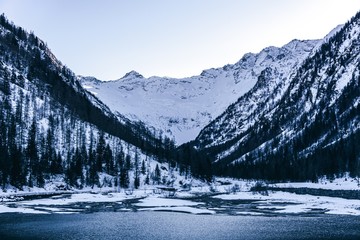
[133,149,140,189]
[134,175,140,189]
[0,144,9,188]
[104,144,114,174]
[114,150,123,190]
[87,149,98,187]
[10,146,25,189]
[125,154,131,170]
[141,160,146,175]
[74,147,84,187]
[145,173,150,185]
[153,164,161,184]
[120,166,129,189]
[27,118,42,186]
[95,132,106,172]
[50,152,63,174]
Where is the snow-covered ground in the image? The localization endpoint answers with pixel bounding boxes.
[213,191,360,216]
[1,176,359,216]
[269,174,360,190]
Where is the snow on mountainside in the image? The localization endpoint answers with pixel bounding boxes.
[0,14,186,191]
[196,25,345,150]
[194,12,360,181]
[79,39,319,145]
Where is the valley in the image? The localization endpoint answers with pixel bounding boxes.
[1,8,360,226]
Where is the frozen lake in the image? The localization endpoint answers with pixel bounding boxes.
[0,211,359,240]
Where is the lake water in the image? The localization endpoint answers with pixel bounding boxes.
[0,212,359,240]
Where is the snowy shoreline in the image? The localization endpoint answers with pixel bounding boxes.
[1,176,360,216]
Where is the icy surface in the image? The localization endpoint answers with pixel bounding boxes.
[213,191,360,216]
[1,176,360,216]
[139,207,215,215]
[135,196,199,207]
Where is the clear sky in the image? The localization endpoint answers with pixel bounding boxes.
[1,0,360,80]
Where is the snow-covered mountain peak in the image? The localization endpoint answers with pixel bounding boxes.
[80,37,319,145]
[120,70,144,80]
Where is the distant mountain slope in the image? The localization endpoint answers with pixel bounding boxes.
[194,11,360,181]
[79,39,319,144]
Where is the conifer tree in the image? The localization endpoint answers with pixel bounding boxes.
[120,165,129,189]
[141,160,146,175]
[134,149,140,189]
[153,164,161,184]
[96,132,106,172]
[27,118,42,186]
[104,144,114,174]
[10,146,25,189]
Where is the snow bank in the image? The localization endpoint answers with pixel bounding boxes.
[213,191,360,216]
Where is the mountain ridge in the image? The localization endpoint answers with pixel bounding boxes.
[79,38,323,145]
[193,11,360,181]
[2,10,359,188]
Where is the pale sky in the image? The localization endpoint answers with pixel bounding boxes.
[1,0,360,80]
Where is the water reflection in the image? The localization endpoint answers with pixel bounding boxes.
[0,211,359,240]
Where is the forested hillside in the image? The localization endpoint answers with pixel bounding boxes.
[0,14,210,190]
[194,11,360,181]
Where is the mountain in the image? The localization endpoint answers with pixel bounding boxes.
[3,9,359,188]
[0,14,189,190]
[79,38,320,145]
[193,12,360,181]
